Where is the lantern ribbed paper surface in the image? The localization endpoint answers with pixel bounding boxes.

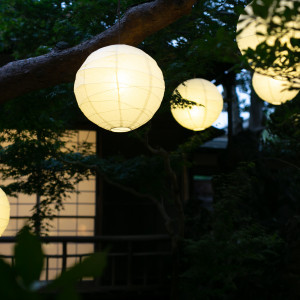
[74,44,165,132]
[0,188,10,236]
[236,1,300,80]
[252,72,299,105]
[171,79,223,131]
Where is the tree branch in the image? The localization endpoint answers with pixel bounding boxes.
[0,0,197,103]
[61,157,175,237]
[144,134,185,237]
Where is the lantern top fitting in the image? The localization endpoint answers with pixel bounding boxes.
[74,44,165,133]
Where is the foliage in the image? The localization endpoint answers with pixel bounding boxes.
[170,89,204,109]
[237,0,300,86]
[181,163,286,299]
[182,225,283,300]
[143,0,248,104]
[263,94,300,156]
[180,96,300,299]
[62,126,222,201]
[0,0,139,59]
[0,226,106,300]
[0,86,94,234]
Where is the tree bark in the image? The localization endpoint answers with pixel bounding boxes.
[224,74,243,147]
[249,82,264,132]
[0,0,197,104]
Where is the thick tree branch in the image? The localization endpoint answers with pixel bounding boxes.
[0,0,197,103]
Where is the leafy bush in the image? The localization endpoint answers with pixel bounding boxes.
[0,227,106,300]
[181,225,284,300]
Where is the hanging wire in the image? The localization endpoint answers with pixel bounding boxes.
[117,0,121,44]
[211,64,241,85]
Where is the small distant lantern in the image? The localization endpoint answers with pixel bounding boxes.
[252,72,299,105]
[171,78,223,131]
[0,188,10,236]
[236,0,299,81]
[74,44,165,132]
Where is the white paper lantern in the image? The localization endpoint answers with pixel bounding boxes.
[236,4,267,54]
[0,188,10,236]
[171,79,223,131]
[236,0,300,81]
[252,72,299,105]
[74,44,165,132]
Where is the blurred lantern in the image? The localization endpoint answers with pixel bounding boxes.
[236,0,299,82]
[74,44,165,132]
[171,78,223,131]
[0,188,10,236]
[252,72,299,105]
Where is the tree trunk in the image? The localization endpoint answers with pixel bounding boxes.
[249,81,264,132]
[224,73,243,147]
[170,236,180,300]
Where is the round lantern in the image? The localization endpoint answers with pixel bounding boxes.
[171,79,223,131]
[236,3,266,54]
[0,188,10,236]
[74,44,165,132]
[252,72,299,105]
[236,0,299,81]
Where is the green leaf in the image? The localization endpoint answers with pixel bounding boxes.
[252,2,269,20]
[48,252,107,290]
[0,258,22,299]
[56,285,81,300]
[14,226,44,288]
[290,38,300,49]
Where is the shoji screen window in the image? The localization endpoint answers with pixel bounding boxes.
[0,130,97,280]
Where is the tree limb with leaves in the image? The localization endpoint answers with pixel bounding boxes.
[0,0,197,103]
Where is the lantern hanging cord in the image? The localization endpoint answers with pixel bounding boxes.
[117,0,121,44]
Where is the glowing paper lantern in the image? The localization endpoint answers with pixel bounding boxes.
[171,79,223,131]
[74,44,165,132]
[0,188,10,236]
[252,72,299,105]
[236,0,300,81]
[236,4,266,54]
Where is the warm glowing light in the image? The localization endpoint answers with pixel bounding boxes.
[252,72,299,105]
[171,79,223,131]
[236,0,299,81]
[74,44,165,132]
[0,188,10,236]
